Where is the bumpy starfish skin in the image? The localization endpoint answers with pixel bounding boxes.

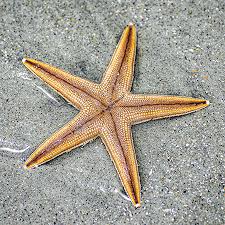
[23,24,209,207]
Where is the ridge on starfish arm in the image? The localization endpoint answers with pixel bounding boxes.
[22,23,209,207]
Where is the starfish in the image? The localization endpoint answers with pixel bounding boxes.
[22,23,209,207]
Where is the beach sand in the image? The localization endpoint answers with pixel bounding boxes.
[0,0,224,224]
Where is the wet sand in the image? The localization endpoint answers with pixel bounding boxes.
[0,1,224,224]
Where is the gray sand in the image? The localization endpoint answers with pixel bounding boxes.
[0,0,224,224]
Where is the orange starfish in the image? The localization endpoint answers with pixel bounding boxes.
[23,23,209,207]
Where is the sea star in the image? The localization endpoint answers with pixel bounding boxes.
[23,23,209,207]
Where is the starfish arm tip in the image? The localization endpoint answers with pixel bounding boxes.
[24,160,37,170]
[128,22,134,27]
[206,100,210,105]
[23,164,29,170]
[135,203,141,208]
[22,58,27,63]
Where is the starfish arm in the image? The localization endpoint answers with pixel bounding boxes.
[99,24,136,103]
[24,111,100,169]
[99,112,140,207]
[22,58,102,109]
[117,98,208,125]
[115,93,209,107]
[112,24,136,100]
[111,108,141,205]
